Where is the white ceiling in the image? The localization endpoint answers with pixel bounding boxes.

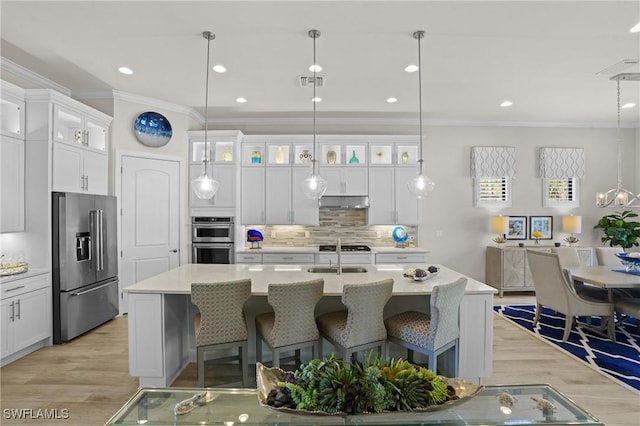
[1,1,639,126]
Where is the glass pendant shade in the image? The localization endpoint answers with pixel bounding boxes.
[407,172,435,199]
[302,172,328,199]
[191,30,219,200]
[192,170,219,200]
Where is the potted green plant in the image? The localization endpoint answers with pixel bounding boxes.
[593,210,640,249]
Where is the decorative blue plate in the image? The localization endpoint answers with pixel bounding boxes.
[615,252,640,273]
[134,111,172,147]
[392,226,408,243]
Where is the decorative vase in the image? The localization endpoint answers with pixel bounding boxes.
[251,150,262,164]
[299,149,312,163]
[222,146,233,162]
[401,151,409,164]
[349,150,359,164]
[326,150,337,164]
[534,239,540,245]
[275,146,285,164]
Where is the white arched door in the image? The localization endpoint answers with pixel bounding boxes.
[120,155,180,313]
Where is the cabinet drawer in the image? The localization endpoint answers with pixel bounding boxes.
[262,253,315,264]
[1,273,49,300]
[375,253,427,264]
[236,253,263,264]
[316,254,372,265]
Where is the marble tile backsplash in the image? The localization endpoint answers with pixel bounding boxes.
[242,209,418,247]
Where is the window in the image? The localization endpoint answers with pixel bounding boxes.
[543,177,579,208]
[470,146,516,208]
[474,177,512,207]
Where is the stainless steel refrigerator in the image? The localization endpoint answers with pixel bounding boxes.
[52,192,119,343]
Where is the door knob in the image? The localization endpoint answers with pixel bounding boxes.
[170,249,178,253]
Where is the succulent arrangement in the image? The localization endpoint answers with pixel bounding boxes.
[264,354,456,414]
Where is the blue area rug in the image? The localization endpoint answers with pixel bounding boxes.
[493,305,640,393]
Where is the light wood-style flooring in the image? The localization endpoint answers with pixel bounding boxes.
[1,294,638,425]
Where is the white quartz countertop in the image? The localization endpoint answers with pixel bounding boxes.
[236,246,429,254]
[125,263,494,296]
[0,268,49,284]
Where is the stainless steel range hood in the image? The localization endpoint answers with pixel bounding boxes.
[318,196,369,209]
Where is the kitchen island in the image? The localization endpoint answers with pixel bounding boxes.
[126,263,496,387]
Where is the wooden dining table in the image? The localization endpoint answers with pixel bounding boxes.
[567,265,640,302]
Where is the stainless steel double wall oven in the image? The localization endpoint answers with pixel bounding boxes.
[191,217,235,264]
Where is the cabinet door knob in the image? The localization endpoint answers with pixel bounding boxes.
[170,249,178,253]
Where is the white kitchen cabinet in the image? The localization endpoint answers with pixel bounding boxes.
[52,143,107,195]
[375,252,428,264]
[265,168,319,225]
[1,273,51,366]
[235,252,263,264]
[0,136,25,232]
[320,167,368,196]
[1,84,25,139]
[189,164,235,209]
[262,253,315,264]
[368,167,419,225]
[53,104,108,152]
[241,167,265,224]
[189,131,242,216]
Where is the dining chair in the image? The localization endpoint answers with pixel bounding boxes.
[255,278,324,368]
[191,279,252,387]
[384,277,467,377]
[595,247,623,266]
[316,279,393,362]
[552,247,608,300]
[527,250,615,341]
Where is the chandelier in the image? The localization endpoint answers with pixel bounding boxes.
[595,75,640,208]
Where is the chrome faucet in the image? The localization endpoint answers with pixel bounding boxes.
[336,238,342,275]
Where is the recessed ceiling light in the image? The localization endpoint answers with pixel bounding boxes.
[236,97,247,103]
[309,64,322,72]
[118,66,133,75]
[500,100,513,107]
[212,65,226,73]
[405,64,418,73]
[386,97,398,103]
[312,97,322,103]
[622,102,636,109]
[630,22,640,32]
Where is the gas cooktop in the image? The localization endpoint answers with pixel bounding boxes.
[319,244,371,252]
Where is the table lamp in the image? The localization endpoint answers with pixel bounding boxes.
[491,215,509,244]
[562,215,582,246]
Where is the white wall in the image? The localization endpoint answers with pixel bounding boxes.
[416,125,637,281]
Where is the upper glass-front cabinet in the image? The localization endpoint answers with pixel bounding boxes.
[266,143,291,165]
[191,140,235,163]
[370,142,419,165]
[1,96,25,138]
[241,142,265,166]
[53,105,107,152]
[319,142,367,166]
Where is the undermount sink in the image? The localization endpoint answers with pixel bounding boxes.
[307,266,368,274]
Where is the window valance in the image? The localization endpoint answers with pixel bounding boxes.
[471,146,516,178]
[539,147,585,178]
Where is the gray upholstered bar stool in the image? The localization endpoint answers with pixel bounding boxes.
[384,277,467,377]
[191,279,252,387]
[255,279,324,368]
[316,279,393,362]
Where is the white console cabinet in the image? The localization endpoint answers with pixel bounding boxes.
[486,246,593,297]
[0,272,51,366]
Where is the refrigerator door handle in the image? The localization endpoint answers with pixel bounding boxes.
[90,209,105,272]
[70,280,114,296]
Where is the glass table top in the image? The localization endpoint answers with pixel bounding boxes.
[105,384,602,426]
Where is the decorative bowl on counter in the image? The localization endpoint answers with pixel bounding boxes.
[615,252,640,273]
[403,266,439,282]
[0,261,29,276]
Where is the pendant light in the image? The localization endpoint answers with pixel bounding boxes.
[407,30,435,198]
[301,29,328,199]
[191,31,220,200]
[595,76,640,208]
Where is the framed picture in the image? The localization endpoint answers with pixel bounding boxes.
[506,216,527,240]
[529,216,553,240]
